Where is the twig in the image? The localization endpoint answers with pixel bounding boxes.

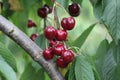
[0,15,64,80]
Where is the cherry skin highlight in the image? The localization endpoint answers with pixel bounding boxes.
[43,47,54,60]
[61,17,75,30]
[55,30,67,41]
[61,50,74,63]
[44,26,56,40]
[68,3,80,17]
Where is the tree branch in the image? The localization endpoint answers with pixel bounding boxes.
[0,15,64,80]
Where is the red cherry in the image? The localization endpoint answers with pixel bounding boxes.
[61,17,75,30]
[44,26,56,40]
[68,3,80,17]
[49,40,58,47]
[27,20,36,28]
[30,34,38,41]
[44,4,52,13]
[53,43,65,56]
[37,7,47,18]
[56,57,68,68]
[55,30,67,41]
[43,47,54,60]
[61,50,74,63]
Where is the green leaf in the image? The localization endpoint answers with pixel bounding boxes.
[93,0,120,44]
[75,55,95,80]
[20,63,45,80]
[97,42,120,80]
[0,56,16,80]
[68,59,76,80]
[34,34,47,50]
[72,23,96,48]
[95,39,109,79]
[0,42,17,72]
[71,0,83,5]
[56,0,70,9]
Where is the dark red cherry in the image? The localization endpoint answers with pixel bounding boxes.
[44,4,52,13]
[61,17,75,30]
[61,50,74,63]
[44,26,56,40]
[56,57,68,68]
[68,3,80,17]
[37,7,47,18]
[43,47,54,60]
[55,30,67,41]
[53,43,65,56]
[30,34,38,41]
[27,20,36,28]
[49,40,58,47]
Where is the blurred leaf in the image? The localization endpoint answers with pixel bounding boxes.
[0,42,17,72]
[93,0,120,44]
[20,63,45,80]
[8,0,23,11]
[95,39,109,79]
[44,0,53,6]
[72,23,96,48]
[71,0,83,5]
[56,0,70,9]
[2,0,14,18]
[75,55,95,80]
[0,56,16,80]
[34,34,47,50]
[96,41,120,80]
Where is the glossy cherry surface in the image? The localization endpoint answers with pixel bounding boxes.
[44,26,56,40]
[61,17,75,30]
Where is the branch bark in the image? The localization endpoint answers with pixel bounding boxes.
[0,15,64,80]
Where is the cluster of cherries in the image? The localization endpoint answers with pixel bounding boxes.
[43,16,75,68]
[28,3,80,68]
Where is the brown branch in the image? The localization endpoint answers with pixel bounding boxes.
[0,15,64,80]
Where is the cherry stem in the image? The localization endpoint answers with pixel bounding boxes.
[44,18,47,29]
[52,0,60,29]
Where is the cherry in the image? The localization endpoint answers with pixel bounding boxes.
[43,47,54,60]
[44,4,52,13]
[56,30,67,41]
[61,50,74,63]
[56,57,68,68]
[53,43,65,56]
[30,33,38,41]
[44,26,56,40]
[37,7,47,18]
[49,40,58,47]
[61,17,75,30]
[27,20,36,28]
[68,3,80,17]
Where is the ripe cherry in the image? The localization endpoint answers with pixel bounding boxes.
[56,30,67,41]
[30,33,38,41]
[43,47,54,60]
[61,50,74,63]
[68,3,80,17]
[49,40,58,47]
[44,4,52,13]
[44,26,56,40]
[27,20,36,28]
[53,43,65,56]
[56,57,68,68]
[61,17,75,30]
[37,7,47,18]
